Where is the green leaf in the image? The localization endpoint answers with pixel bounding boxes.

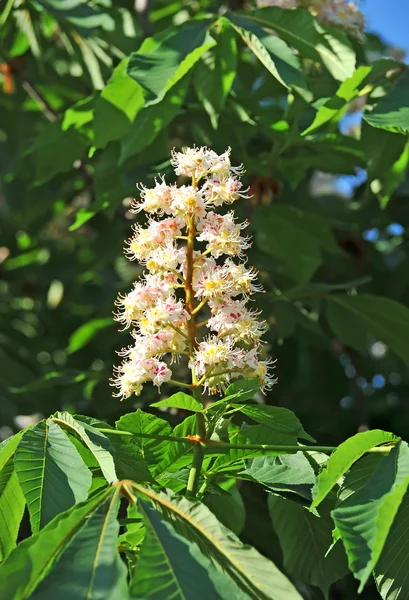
[105,434,154,483]
[244,7,355,81]
[66,317,113,354]
[210,425,300,475]
[36,0,115,34]
[364,67,409,132]
[194,18,237,128]
[312,429,399,509]
[53,412,118,484]
[373,140,409,208]
[204,485,246,535]
[241,453,316,500]
[151,392,204,412]
[154,416,196,480]
[230,18,306,90]
[0,457,25,560]
[280,134,366,182]
[15,419,92,533]
[29,121,87,185]
[127,20,215,105]
[62,95,94,131]
[0,431,25,471]
[116,409,173,469]
[94,58,144,149]
[237,405,315,443]
[337,453,384,504]
[120,75,189,163]
[332,442,409,589]
[0,488,114,600]
[30,489,128,599]
[374,489,409,599]
[223,378,261,403]
[131,500,243,599]
[269,495,349,598]
[254,205,339,284]
[362,123,408,188]
[134,485,303,600]
[326,294,409,366]
[302,60,398,135]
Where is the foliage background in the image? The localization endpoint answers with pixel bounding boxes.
[1,1,409,598]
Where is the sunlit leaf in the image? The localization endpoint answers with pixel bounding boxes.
[15,419,92,533]
[312,430,399,509]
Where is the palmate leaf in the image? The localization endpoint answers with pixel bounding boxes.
[332,442,409,590]
[209,424,300,475]
[268,495,349,598]
[374,490,409,599]
[193,18,237,128]
[0,430,25,470]
[94,58,144,149]
[326,294,409,366]
[119,74,189,163]
[204,485,246,536]
[116,409,173,469]
[127,20,215,105]
[131,500,246,599]
[0,457,25,561]
[133,484,302,600]
[31,489,128,599]
[253,205,340,284]
[72,415,153,483]
[364,67,409,133]
[302,59,400,135]
[14,419,92,533]
[236,404,315,442]
[151,392,204,412]
[312,429,400,509]
[154,415,196,478]
[243,6,355,81]
[241,452,316,500]
[54,412,118,484]
[0,487,113,599]
[229,18,306,90]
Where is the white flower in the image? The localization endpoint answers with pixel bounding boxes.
[138,298,189,335]
[203,176,250,206]
[113,145,275,399]
[144,242,185,273]
[111,357,171,399]
[120,328,186,361]
[125,217,185,262]
[132,177,173,215]
[208,300,266,342]
[114,281,167,328]
[193,263,233,300]
[197,212,250,258]
[190,336,234,376]
[170,185,206,219]
[223,260,263,296]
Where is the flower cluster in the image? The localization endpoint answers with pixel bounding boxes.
[257,0,364,37]
[112,147,275,399]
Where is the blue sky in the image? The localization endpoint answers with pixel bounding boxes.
[363,0,409,55]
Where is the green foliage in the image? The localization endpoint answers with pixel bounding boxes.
[269,495,349,597]
[312,429,399,509]
[151,392,204,412]
[2,0,409,597]
[15,419,92,532]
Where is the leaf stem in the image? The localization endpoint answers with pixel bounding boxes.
[95,428,396,455]
[168,379,193,389]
